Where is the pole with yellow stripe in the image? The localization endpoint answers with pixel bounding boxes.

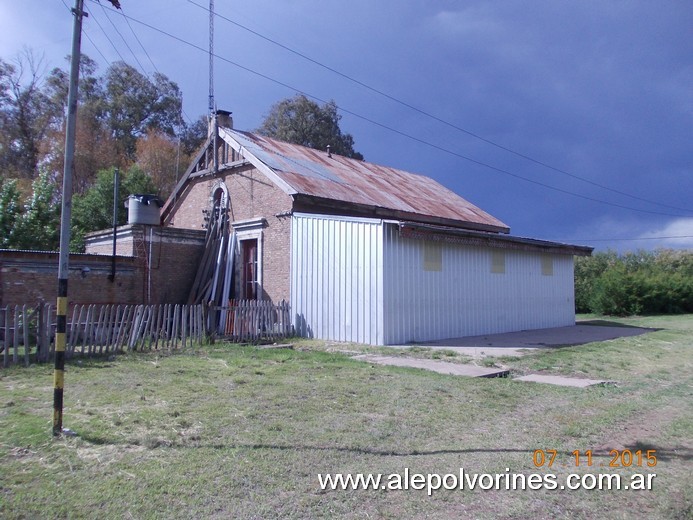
[53,0,85,437]
[53,285,68,435]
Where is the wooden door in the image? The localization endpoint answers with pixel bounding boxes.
[242,239,258,300]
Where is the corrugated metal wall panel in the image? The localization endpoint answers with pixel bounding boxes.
[383,224,576,344]
[291,214,384,345]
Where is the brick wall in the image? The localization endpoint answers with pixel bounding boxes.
[85,226,206,305]
[0,250,143,308]
[148,234,206,304]
[166,166,293,303]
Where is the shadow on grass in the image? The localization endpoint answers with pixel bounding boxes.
[577,319,660,331]
[76,433,691,462]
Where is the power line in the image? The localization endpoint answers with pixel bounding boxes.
[61,0,110,67]
[85,5,126,63]
[122,15,157,73]
[95,4,690,218]
[82,29,111,66]
[84,0,194,125]
[95,1,147,73]
[62,1,115,73]
[120,9,195,125]
[185,0,692,216]
[563,235,693,242]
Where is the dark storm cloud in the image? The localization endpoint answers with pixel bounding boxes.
[1,0,691,249]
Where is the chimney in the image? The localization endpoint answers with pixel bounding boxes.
[216,109,233,129]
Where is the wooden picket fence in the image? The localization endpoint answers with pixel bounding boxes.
[215,299,292,342]
[0,303,205,367]
[1,299,294,367]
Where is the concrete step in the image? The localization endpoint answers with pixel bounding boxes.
[352,354,509,378]
[514,374,615,387]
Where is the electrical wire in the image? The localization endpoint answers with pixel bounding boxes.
[605,236,693,241]
[185,0,692,216]
[88,3,691,218]
[552,235,693,243]
[120,10,195,125]
[85,5,126,63]
[82,29,111,66]
[84,0,196,126]
[95,1,147,73]
[61,1,111,73]
[122,15,157,73]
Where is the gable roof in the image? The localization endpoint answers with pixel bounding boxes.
[218,128,510,233]
[162,126,509,233]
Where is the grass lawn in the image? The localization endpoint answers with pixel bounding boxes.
[0,315,691,519]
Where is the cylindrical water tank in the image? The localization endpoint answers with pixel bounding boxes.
[125,195,163,226]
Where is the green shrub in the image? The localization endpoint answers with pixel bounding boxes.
[575,249,693,316]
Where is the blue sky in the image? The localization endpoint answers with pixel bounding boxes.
[1,0,691,251]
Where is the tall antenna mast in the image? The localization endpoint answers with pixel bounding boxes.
[208,0,214,116]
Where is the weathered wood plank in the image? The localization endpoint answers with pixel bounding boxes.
[82,305,93,356]
[23,305,30,366]
[37,304,45,362]
[3,307,9,367]
[171,305,179,351]
[68,305,82,358]
[13,306,19,364]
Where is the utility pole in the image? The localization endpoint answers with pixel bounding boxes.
[54,0,121,437]
[108,168,119,282]
[53,0,86,437]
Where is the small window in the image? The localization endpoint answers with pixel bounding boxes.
[541,255,554,276]
[491,250,505,274]
[422,242,442,271]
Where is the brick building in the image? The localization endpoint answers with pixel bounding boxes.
[155,115,592,344]
[3,116,591,345]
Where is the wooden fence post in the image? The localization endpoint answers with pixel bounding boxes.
[68,305,82,359]
[22,305,30,366]
[13,305,19,365]
[37,304,45,363]
[170,304,176,349]
[2,306,8,367]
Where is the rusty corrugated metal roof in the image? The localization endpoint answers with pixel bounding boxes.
[222,129,510,233]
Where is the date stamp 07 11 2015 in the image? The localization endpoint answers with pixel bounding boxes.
[533,449,657,469]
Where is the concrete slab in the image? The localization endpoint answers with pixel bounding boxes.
[514,374,614,388]
[256,343,294,350]
[396,323,654,358]
[353,354,508,378]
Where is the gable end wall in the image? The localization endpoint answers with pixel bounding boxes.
[166,166,293,303]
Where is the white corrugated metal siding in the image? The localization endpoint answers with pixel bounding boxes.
[291,215,576,346]
[382,224,575,344]
[291,214,384,344]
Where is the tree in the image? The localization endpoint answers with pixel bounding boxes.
[71,166,157,251]
[39,57,186,191]
[135,130,181,199]
[1,49,192,205]
[0,177,21,248]
[11,171,61,250]
[257,94,363,160]
[104,62,184,159]
[42,110,120,194]
[179,115,208,157]
[0,51,63,178]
